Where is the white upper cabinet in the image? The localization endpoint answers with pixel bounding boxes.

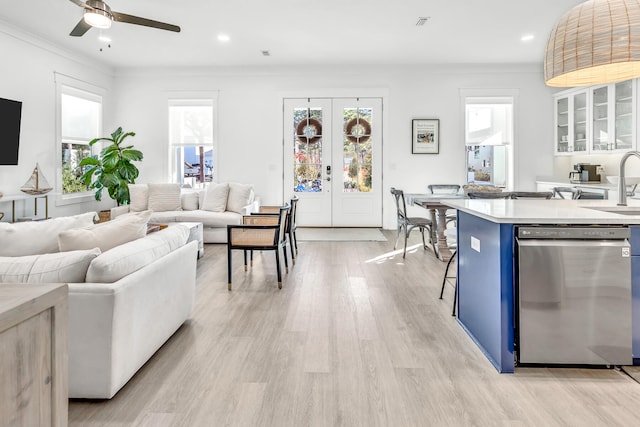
[554,79,636,156]
[554,88,589,155]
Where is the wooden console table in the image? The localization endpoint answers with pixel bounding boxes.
[0,283,68,426]
[0,193,50,222]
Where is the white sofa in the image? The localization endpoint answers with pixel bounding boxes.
[0,211,198,399]
[111,182,257,243]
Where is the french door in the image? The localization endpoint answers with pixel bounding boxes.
[283,98,383,227]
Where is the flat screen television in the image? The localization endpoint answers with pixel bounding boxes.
[0,97,22,165]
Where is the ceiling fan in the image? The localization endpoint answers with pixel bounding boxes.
[68,0,180,37]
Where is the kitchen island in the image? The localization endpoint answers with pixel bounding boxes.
[443,198,640,373]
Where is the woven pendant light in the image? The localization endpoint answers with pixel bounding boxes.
[545,0,640,87]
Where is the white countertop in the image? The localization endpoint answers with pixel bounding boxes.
[443,198,640,224]
[536,176,616,189]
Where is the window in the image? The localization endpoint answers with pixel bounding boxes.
[168,99,215,188]
[57,79,103,197]
[462,94,515,188]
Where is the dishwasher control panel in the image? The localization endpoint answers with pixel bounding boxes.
[517,226,630,239]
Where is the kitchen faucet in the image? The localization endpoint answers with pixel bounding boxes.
[617,151,640,206]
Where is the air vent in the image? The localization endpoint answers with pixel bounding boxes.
[416,17,430,26]
[261,50,270,56]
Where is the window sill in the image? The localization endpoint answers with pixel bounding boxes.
[55,192,97,206]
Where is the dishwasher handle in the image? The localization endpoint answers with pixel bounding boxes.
[517,238,630,250]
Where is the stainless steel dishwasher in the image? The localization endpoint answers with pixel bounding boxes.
[516,226,632,366]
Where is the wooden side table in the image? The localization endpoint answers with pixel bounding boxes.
[0,193,50,222]
[0,283,68,427]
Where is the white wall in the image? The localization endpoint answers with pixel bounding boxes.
[0,26,116,220]
[0,23,556,228]
[114,64,555,229]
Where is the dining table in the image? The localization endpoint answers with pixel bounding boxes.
[405,193,464,262]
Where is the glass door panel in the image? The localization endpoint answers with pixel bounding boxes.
[573,92,588,152]
[342,107,373,193]
[293,108,324,193]
[615,80,633,150]
[591,86,609,151]
[556,97,569,153]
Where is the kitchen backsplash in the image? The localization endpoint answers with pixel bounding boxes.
[554,153,640,180]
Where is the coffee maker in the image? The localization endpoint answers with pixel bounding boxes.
[569,163,602,183]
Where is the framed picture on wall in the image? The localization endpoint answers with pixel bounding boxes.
[412,119,439,154]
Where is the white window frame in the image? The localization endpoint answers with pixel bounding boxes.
[54,73,105,205]
[460,89,518,190]
[167,93,218,187]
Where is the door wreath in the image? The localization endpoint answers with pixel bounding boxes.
[296,118,322,144]
[345,117,371,143]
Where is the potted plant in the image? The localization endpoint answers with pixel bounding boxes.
[79,127,143,207]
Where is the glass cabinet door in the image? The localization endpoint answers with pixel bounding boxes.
[591,85,609,151]
[573,92,588,153]
[556,97,569,154]
[615,80,634,150]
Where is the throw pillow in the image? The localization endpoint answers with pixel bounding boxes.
[0,211,97,257]
[201,182,229,212]
[58,210,152,253]
[128,184,149,212]
[147,183,182,212]
[0,248,101,284]
[181,191,199,211]
[227,182,254,214]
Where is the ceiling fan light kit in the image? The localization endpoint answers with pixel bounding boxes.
[84,10,112,29]
[544,0,640,87]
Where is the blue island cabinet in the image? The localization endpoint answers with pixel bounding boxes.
[458,216,640,371]
[630,226,640,364]
[456,211,515,373]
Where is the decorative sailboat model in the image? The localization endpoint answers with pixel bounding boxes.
[20,163,53,195]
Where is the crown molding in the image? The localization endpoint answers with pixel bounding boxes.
[0,18,115,76]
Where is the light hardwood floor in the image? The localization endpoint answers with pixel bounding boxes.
[69,233,640,426]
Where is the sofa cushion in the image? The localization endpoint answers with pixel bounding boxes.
[181,191,199,211]
[0,212,97,257]
[198,189,206,209]
[86,225,189,283]
[201,182,229,212]
[227,182,254,214]
[175,210,242,227]
[147,183,182,212]
[0,248,101,284]
[58,210,152,253]
[128,184,149,212]
[148,211,179,224]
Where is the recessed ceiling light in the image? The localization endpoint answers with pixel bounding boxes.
[98,35,111,43]
[416,17,430,26]
[217,34,230,42]
[521,34,534,42]
[261,50,270,56]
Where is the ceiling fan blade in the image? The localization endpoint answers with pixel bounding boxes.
[112,12,180,33]
[70,18,92,37]
[68,0,88,8]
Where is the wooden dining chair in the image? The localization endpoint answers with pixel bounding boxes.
[390,187,433,258]
[255,196,299,264]
[510,191,554,199]
[552,187,604,200]
[227,205,289,290]
[428,184,461,194]
[467,191,512,199]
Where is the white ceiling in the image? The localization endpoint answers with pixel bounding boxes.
[0,0,586,69]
